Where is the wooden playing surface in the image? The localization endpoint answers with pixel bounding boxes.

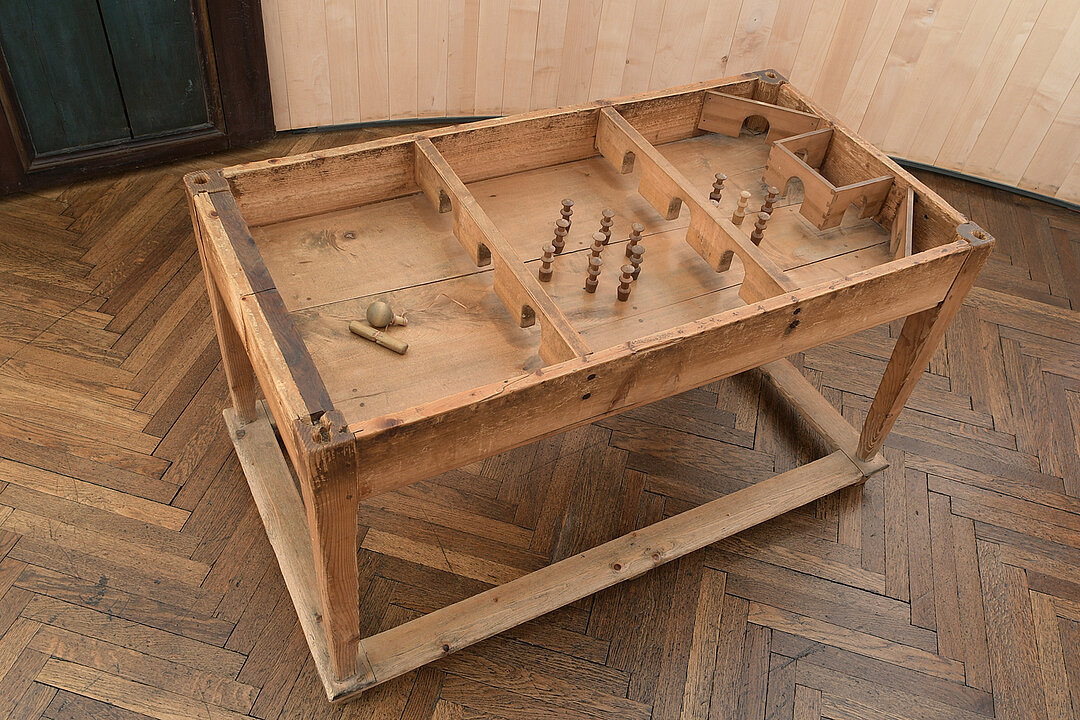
[252,131,892,426]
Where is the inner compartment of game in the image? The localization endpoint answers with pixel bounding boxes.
[246,82,911,427]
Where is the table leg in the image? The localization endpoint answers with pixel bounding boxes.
[296,414,362,680]
[857,228,992,460]
[204,269,258,423]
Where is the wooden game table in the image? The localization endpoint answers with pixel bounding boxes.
[184,70,992,703]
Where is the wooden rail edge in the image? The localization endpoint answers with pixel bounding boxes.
[413,137,590,364]
[594,105,796,304]
[227,403,870,703]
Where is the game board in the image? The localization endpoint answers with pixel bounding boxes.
[184,70,992,702]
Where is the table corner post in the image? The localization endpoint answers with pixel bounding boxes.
[294,410,364,681]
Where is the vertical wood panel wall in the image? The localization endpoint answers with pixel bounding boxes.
[260,0,1080,204]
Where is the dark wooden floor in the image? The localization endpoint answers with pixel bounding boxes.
[0,127,1077,720]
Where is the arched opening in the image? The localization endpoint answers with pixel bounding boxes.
[783,176,805,205]
[519,304,536,328]
[740,114,770,137]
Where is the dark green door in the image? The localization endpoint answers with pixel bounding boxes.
[0,0,211,156]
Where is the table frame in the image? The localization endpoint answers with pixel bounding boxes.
[184,70,992,703]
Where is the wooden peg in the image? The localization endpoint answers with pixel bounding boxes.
[629,244,645,281]
[590,232,606,258]
[538,243,555,282]
[732,191,751,226]
[625,222,645,258]
[584,256,603,293]
[760,186,779,216]
[560,198,574,230]
[750,211,770,245]
[709,172,726,203]
[598,208,615,243]
[616,265,635,302]
[552,218,570,253]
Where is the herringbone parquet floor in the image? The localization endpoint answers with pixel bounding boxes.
[0,127,1077,720]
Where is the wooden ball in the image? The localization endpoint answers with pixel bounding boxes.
[366,301,395,328]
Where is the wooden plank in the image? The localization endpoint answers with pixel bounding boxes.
[0,0,130,153]
[473,0,510,114]
[275,0,332,127]
[595,105,795,301]
[97,0,210,136]
[223,76,748,226]
[413,137,590,364]
[890,185,914,260]
[356,0,391,121]
[1030,591,1073,720]
[350,241,968,497]
[36,658,251,720]
[351,451,863,701]
[698,91,823,142]
[747,602,965,682]
[978,540,1050,720]
[500,0,541,114]
[324,0,360,123]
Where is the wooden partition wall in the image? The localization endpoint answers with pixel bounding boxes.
[260,0,1080,205]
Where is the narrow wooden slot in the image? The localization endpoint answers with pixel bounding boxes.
[760,358,886,476]
[890,185,915,260]
[697,91,823,142]
[594,106,796,304]
[413,137,590,364]
[764,128,895,231]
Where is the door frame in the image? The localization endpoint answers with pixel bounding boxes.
[0,0,274,193]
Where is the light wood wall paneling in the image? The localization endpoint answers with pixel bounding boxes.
[260,0,1080,204]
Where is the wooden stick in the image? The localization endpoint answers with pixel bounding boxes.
[629,244,645,281]
[625,222,644,258]
[552,218,569,254]
[349,322,409,355]
[352,452,864,701]
[760,186,779,216]
[590,232,606,258]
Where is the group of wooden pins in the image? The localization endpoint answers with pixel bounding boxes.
[538,180,779,300]
[714,172,780,247]
[538,200,646,302]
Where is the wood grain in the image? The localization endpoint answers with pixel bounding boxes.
[0,124,1075,719]
[260,0,1080,205]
